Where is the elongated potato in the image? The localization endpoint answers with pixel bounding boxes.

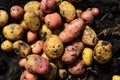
[59,18,85,43]
[59,1,76,22]
[24,11,40,32]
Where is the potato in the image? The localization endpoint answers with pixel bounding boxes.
[10,5,24,20]
[32,40,44,54]
[19,58,26,67]
[94,40,113,64]
[82,26,98,46]
[59,18,84,43]
[44,63,57,80]
[0,10,9,27]
[37,8,45,22]
[45,12,62,29]
[1,40,13,52]
[91,8,99,16]
[40,0,56,14]
[76,9,83,18]
[39,24,52,41]
[59,1,76,22]
[112,75,120,80]
[41,52,51,61]
[68,59,85,75]
[25,54,50,75]
[24,1,40,15]
[62,41,84,64]
[13,40,31,57]
[27,31,37,43]
[43,35,64,59]
[24,11,40,32]
[58,69,68,79]
[20,20,29,30]
[20,70,39,80]
[82,48,93,66]
[3,23,24,41]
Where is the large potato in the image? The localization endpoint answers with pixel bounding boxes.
[43,35,64,59]
[3,23,24,41]
[59,1,76,22]
[13,40,31,57]
[25,54,50,75]
[0,10,9,27]
[94,40,113,64]
[24,11,40,32]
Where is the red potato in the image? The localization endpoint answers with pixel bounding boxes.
[59,18,85,43]
[81,10,94,25]
[91,8,99,16]
[32,40,44,54]
[10,5,24,20]
[40,0,56,14]
[19,58,26,67]
[20,70,39,80]
[45,12,62,29]
[27,31,37,43]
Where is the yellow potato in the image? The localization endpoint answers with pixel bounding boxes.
[20,20,29,30]
[112,75,120,80]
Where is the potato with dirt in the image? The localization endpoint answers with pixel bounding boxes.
[1,40,13,52]
[94,40,113,64]
[24,11,40,32]
[0,10,9,27]
[59,1,76,22]
[25,54,50,75]
[59,18,85,43]
[13,40,31,57]
[62,40,84,64]
[3,23,24,41]
[43,35,64,59]
[82,25,98,46]
[10,5,24,20]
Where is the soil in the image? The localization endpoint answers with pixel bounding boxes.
[0,0,120,80]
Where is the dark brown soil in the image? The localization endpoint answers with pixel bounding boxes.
[0,0,120,80]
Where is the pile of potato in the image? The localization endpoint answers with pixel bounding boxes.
[0,0,113,80]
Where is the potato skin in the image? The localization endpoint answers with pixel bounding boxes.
[19,58,26,67]
[13,40,31,57]
[59,18,84,43]
[25,54,50,75]
[3,23,24,41]
[43,35,64,59]
[0,10,8,27]
[62,41,84,64]
[59,1,76,22]
[45,12,62,29]
[27,31,37,43]
[10,5,24,20]
[112,75,120,80]
[94,40,113,64]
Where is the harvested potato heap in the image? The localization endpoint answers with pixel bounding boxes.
[0,0,113,80]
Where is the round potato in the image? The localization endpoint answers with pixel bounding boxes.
[1,40,13,52]
[3,23,24,41]
[0,10,9,27]
[19,58,26,67]
[13,40,31,57]
[94,40,113,64]
[43,35,64,59]
[27,31,37,43]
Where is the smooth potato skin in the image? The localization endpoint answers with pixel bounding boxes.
[19,58,26,67]
[59,18,84,43]
[27,31,37,43]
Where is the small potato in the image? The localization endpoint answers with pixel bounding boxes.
[20,70,39,80]
[81,10,94,25]
[76,9,83,18]
[94,40,113,64]
[19,58,26,67]
[3,23,24,41]
[59,1,76,22]
[112,75,120,80]
[24,11,40,32]
[39,24,52,41]
[45,12,62,29]
[40,0,56,14]
[25,54,50,75]
[1,40,13,52]
[0,10,9,27]
[41,52,52,61]
[32,40,44,54]
[91,8,99,16]
[82,48,93,66]
[58,69,68,80]
[10,5,24,20]
[20,20,29,30]
[13,40,31,57]
[43,35,64,59]
[27,31,37,43]
[82,26,98,46]
[68,59,85,75]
